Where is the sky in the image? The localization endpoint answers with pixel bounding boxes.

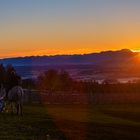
[0,0,140,58]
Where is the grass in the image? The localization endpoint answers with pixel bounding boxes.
[0,104,66,140]
[0,103,140,140]
[46,104,140,140]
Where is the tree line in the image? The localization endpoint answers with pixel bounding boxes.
[1,64,140,94]
[22,69,140,94]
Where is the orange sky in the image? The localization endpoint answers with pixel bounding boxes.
[0,1,140,58]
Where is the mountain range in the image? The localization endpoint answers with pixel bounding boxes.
[0,49,139,67]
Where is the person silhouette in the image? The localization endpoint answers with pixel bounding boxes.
[6,69,22,98]
[0,84,6,112]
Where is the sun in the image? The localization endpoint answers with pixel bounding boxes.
[131,49,140,52]
[131,49,140,63]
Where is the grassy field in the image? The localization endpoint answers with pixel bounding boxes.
[0,104,66,140]
[46,104,140,140]
[0,103,140,140]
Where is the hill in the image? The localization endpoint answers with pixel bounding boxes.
[0,49,138,67]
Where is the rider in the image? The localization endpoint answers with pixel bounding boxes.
[6,70,22,98]
[0,84,6,112]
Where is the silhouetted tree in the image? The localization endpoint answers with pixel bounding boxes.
[37,69,73,92]
[0,64,6,87]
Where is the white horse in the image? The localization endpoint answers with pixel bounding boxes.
[8,86,24,115]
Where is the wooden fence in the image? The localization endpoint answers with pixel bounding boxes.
[22,89,140,104]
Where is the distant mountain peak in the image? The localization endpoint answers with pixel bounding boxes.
[120,49,132,52]
[100,49,132,54]
[0,49,137,66]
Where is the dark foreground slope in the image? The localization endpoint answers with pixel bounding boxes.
[1,103,140,140]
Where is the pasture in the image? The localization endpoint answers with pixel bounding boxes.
[0,103,140,140]
[0,104,66,140]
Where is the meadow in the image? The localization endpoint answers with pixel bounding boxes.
[0,103,140,140]
[0,104,66,140]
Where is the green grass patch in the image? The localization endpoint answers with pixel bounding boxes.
[0,104,66,140]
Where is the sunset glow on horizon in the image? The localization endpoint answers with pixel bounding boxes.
[0,0,140,58]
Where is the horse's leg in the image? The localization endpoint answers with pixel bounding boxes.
[19,103,23,116]
[17,101,22,116]
[16,103,19,115]
[19,103,21,116]
[19,103,22,116]
[11,102,14,115]
[16,102,23,116]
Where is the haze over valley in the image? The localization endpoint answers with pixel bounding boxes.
[1,49,140,82]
